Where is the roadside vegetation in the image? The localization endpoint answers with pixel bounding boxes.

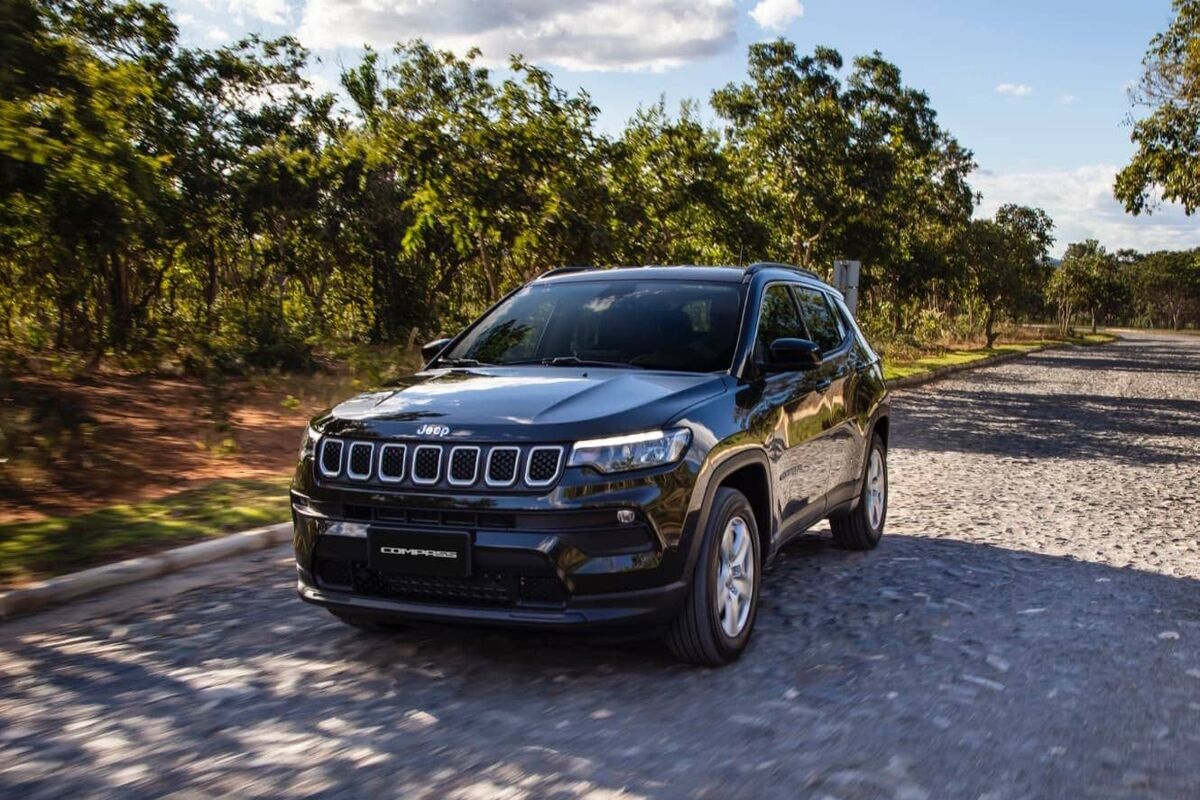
[0,478,290,586]
[0,0,1197,581]
[882,332,1118,382]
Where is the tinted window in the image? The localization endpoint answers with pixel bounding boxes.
[444,280,743,372]
[795,288,844,352]
[755,284,805,360]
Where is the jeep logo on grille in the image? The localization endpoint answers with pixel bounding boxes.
[416,424,450,437]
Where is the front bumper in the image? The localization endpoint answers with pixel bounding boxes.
[297,578,689,629]
[290,458,701,630]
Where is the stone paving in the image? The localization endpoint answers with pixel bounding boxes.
[1,331,1198,799]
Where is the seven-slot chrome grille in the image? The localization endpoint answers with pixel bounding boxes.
[316,438,565,492]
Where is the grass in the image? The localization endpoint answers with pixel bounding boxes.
[0,477,291,587]
[882,332,1117,381]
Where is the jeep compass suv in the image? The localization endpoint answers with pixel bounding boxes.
[292,263,890,664]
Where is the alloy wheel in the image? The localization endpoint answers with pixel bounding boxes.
[715,515,755,638]
[865,448,886,531]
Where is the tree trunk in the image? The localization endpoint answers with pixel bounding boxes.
[478,231,498,301]
[204,236,218,330]
[1091,308,1097,334]
[891,273,902,335]
[984,304,998,348]
[106,252,132,348]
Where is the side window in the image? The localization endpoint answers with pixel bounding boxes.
[755,284,805,360]
[829,296,848,341]
[795,287,844,352]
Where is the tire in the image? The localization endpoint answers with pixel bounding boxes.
[665,487,761,666]
[329,609,405,633]
[830,433,887,550]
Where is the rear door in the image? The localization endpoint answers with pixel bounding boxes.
[792,286,859,500]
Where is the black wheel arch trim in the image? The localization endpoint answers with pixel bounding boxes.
[850,409,890,511]
[680,447,775,577]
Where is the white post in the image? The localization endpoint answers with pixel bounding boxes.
[832,260,861,316]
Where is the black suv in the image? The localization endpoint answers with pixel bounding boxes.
[292,264,890,664]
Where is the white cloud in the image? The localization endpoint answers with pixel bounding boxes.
[750,0,804,31]
[296,0,738,71]
[1058,93,1076,105]
[973,164,1200,255]
[233,0,289,25]
[995,83,1033,97]
[175,10,198,25]
[187,0,290,26]
[204,24,232,41]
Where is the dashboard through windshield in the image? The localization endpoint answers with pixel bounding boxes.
[440,280,744,373]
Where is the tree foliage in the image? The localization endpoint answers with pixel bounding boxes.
[0,0,1084,371]
[1046,241,1129,334]
[1115,0,1200,214]
[963,205,1055,346]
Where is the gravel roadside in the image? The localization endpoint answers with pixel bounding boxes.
[1,330,1197,799]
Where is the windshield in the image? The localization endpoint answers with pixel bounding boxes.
[441,279,744,373]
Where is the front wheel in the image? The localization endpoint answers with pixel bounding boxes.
[830,433,887,550]
[665,487,761,666]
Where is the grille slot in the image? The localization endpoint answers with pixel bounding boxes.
[319,438,343,477]
[486,447,520,486]
[411,445,442,484]
[346,442,374,480]
[353,563,511,606]
[525,446,563,487]
[378,444,406,483]
[344,504,373,522]
[372,508,517,529]
[448,446,480,486]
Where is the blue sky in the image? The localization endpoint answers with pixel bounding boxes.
[166,0,1198,256]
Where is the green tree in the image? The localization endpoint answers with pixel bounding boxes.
[1115,0,1200,215]
[710,41,975,336]
[1047,241,1128,334]
[607,100,765,266]
[963,204,1055,347]
[711,42,852,269]
[1126,250,1200,329]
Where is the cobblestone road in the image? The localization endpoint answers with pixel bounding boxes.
[2,331,1198,799]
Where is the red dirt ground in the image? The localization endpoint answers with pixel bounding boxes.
[0,371,335,523]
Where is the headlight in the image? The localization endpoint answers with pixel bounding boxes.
[567,428,691,474]
[299,425,319,460]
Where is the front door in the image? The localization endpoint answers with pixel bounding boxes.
[794,286,860,499]
[751,284,828,537]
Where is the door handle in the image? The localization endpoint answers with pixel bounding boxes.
[815,378,833,393]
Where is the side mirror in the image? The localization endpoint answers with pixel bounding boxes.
[764,338,822,372]
[421,337,453,363]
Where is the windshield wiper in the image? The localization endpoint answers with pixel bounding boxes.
[436,357,492,368]
[536,356,644,369]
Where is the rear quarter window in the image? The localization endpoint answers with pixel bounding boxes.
[794,287,844,352]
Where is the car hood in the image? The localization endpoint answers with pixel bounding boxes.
[316,367,729,442]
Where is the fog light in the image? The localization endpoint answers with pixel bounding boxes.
[617,509,635,524]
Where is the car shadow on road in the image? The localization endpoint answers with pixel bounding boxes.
[4,533,1200,797]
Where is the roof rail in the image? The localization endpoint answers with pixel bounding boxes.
[745,262,822,281]
[537,266,597,279]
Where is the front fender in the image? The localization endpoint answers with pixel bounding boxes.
[678,444,774,577]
